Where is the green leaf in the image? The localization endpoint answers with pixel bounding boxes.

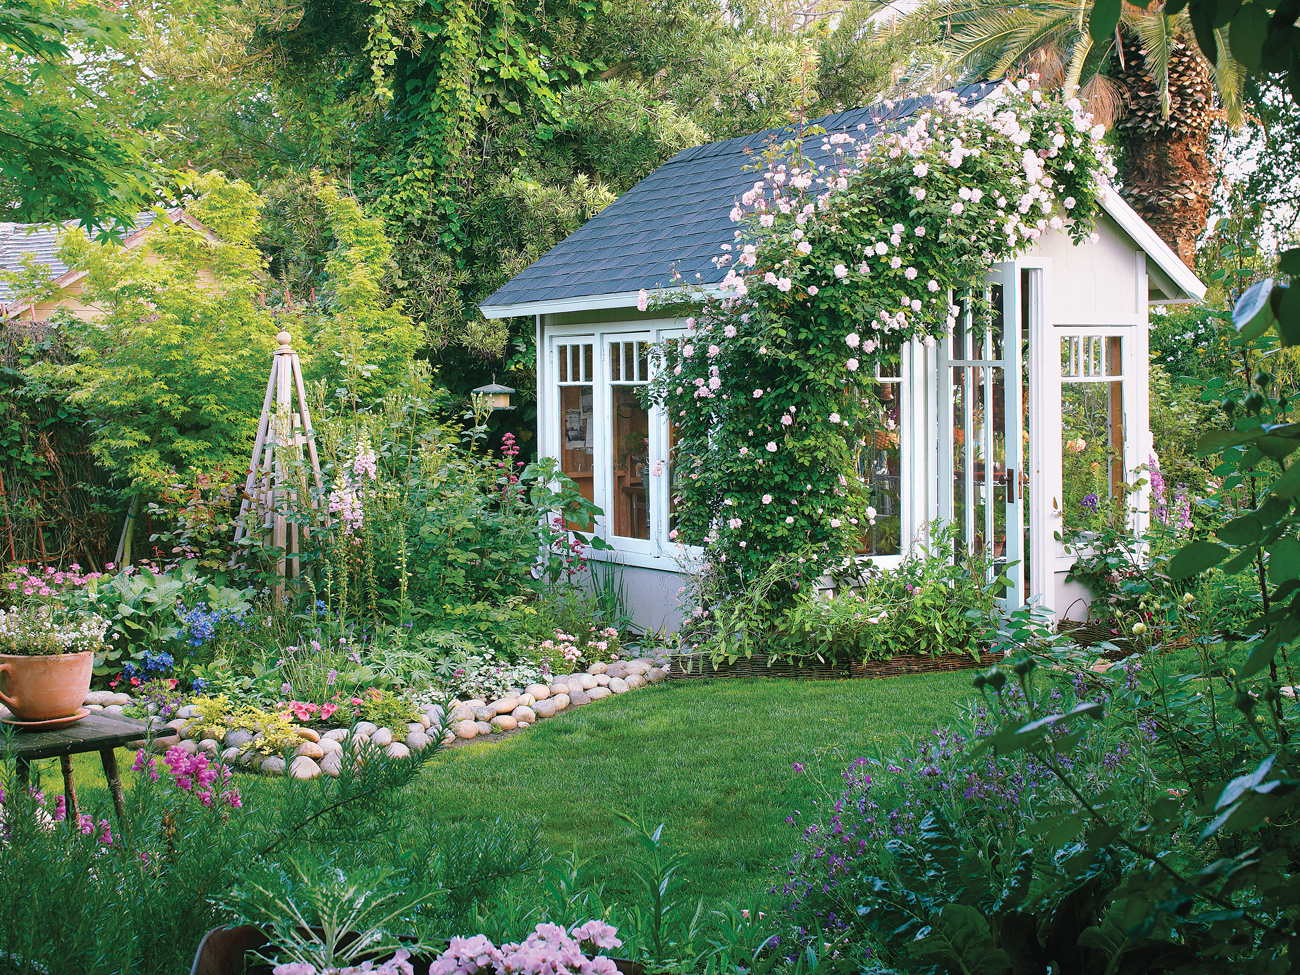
[1088,0,1122,44]
[1190,0,1220,60]
[1218,514,1262,545]
[1281,248,1300,277]
[1221,545,1259,576]
[1214,0,1242,29]
[1270,462,1300,499]
[1169,541,1230,579]
[1277,285,1300,347]
[1233,277,1275,339]
[1267,536,1300,585]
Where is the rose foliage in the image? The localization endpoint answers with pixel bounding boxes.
[649,84,1115,596]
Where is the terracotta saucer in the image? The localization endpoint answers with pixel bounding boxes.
[0,707,90,731]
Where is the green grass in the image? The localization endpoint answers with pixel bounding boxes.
[407,673,978,909]
[37,671,977,912]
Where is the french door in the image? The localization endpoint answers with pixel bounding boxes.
[938,264,1027,606]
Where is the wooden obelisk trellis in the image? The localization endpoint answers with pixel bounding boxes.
[233,331,323,598]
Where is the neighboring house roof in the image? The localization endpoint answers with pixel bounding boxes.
[480,82,1203,319]
[0,207,217,320]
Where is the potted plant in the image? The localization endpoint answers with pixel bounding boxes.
[0,602,109,722]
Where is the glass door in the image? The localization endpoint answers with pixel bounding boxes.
[938,264,1025,605]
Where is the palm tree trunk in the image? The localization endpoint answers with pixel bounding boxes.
[1114,33,1216,269]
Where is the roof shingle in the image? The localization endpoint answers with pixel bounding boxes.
[481,84,997,313]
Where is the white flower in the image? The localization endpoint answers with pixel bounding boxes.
[866,505,877,523]
[833,264,848,279]
[914,188,926,200]
[776,277,793,292]
[958,187,972,200]
[915,226,926,237]
[874,242,889,255]
[904,267,918,280]
[890,256,902,269]
[753,388,763,398]
[910,298,922,311]
[785,515,795,524]
[846,358,859,372]
[845,332,861,349]
[808,285,819,295]
[927,279,940,292]
[637,289,649,311]
[830,518,842,528]
[728,517,742,529]
[913,162,929,178]
[766,441,778,452]
[760,213,775,227]
[1090,123,1106,141]
[951,201,964,215]
[1064,196,1076,209]
[762,494,773,504]
[724,324,737,337]
[796,241,812,255]
[829,412,841,424]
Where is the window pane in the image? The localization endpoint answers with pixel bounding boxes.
[1062,379,1125,531]
[559,384,594,505]
[611,386,650,539]
[857,383,901,556]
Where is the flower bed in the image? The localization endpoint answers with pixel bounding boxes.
[668,649,1001,681]
[75,656,673,778]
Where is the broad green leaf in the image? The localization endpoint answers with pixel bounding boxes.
[1169,540,1230,579]
[1214,0,1242,29]
[1267,536,1300,585]
[1233,277,1274,339]
[1277,284,1300,347]
[1280,247,1300,276]
[1216,754,1276,810]
[1190,0,1220,60]
[1221,545,1258,575]
[1218,513,1262,545]
[1270,461,1300,499]
[1088,0,1122,44]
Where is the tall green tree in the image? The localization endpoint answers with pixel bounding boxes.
[0,0,155,236]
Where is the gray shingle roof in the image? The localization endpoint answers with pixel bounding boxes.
[481,84,998,315]
[0,212,159,304]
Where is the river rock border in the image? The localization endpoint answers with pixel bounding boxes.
[80,656,671,781]
[447,655,671,740]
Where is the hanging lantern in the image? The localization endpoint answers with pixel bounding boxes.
[471,377,516,410]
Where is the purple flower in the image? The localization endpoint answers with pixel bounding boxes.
[1081,492,1099,510]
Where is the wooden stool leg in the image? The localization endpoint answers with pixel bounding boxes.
[59,754,79,824]
[100,748,126,823]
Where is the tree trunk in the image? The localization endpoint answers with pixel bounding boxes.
[1114,33,1216,269]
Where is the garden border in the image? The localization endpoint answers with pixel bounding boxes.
[667,650,1002,681]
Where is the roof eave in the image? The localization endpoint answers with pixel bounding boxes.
[480,285,724,320]
[1098,186,1206,302]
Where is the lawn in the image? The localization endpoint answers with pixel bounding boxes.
[39,671,978,913]
[407,672,978,910]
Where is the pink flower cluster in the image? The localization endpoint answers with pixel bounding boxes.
[6,562,104,598]
[276,699,340,722]
[430,922,622,975]
[270,923,622,975]
[133,746,242,809]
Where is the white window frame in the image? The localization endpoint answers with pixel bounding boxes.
[544,318,703,571]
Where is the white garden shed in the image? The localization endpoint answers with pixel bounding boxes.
[480,84,1206,634]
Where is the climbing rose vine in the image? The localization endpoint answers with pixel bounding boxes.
[647,83,1114,596]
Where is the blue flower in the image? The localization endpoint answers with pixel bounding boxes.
[1081,492,1099,510]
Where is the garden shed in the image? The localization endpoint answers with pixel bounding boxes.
[480,84,1206,634]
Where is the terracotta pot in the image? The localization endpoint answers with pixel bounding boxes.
[0,650,94,720]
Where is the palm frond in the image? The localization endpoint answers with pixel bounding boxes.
[1127,12,1174,119]
[1213,26,1247,129]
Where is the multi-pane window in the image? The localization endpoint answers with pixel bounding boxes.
[857,359,902,556]
[557,343,595,518]
[1060,334,1125,532]
[609,340,651,540]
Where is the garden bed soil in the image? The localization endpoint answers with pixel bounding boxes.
[667,650,1002,681]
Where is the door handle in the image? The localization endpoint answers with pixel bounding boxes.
[1006,469,1016,504]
